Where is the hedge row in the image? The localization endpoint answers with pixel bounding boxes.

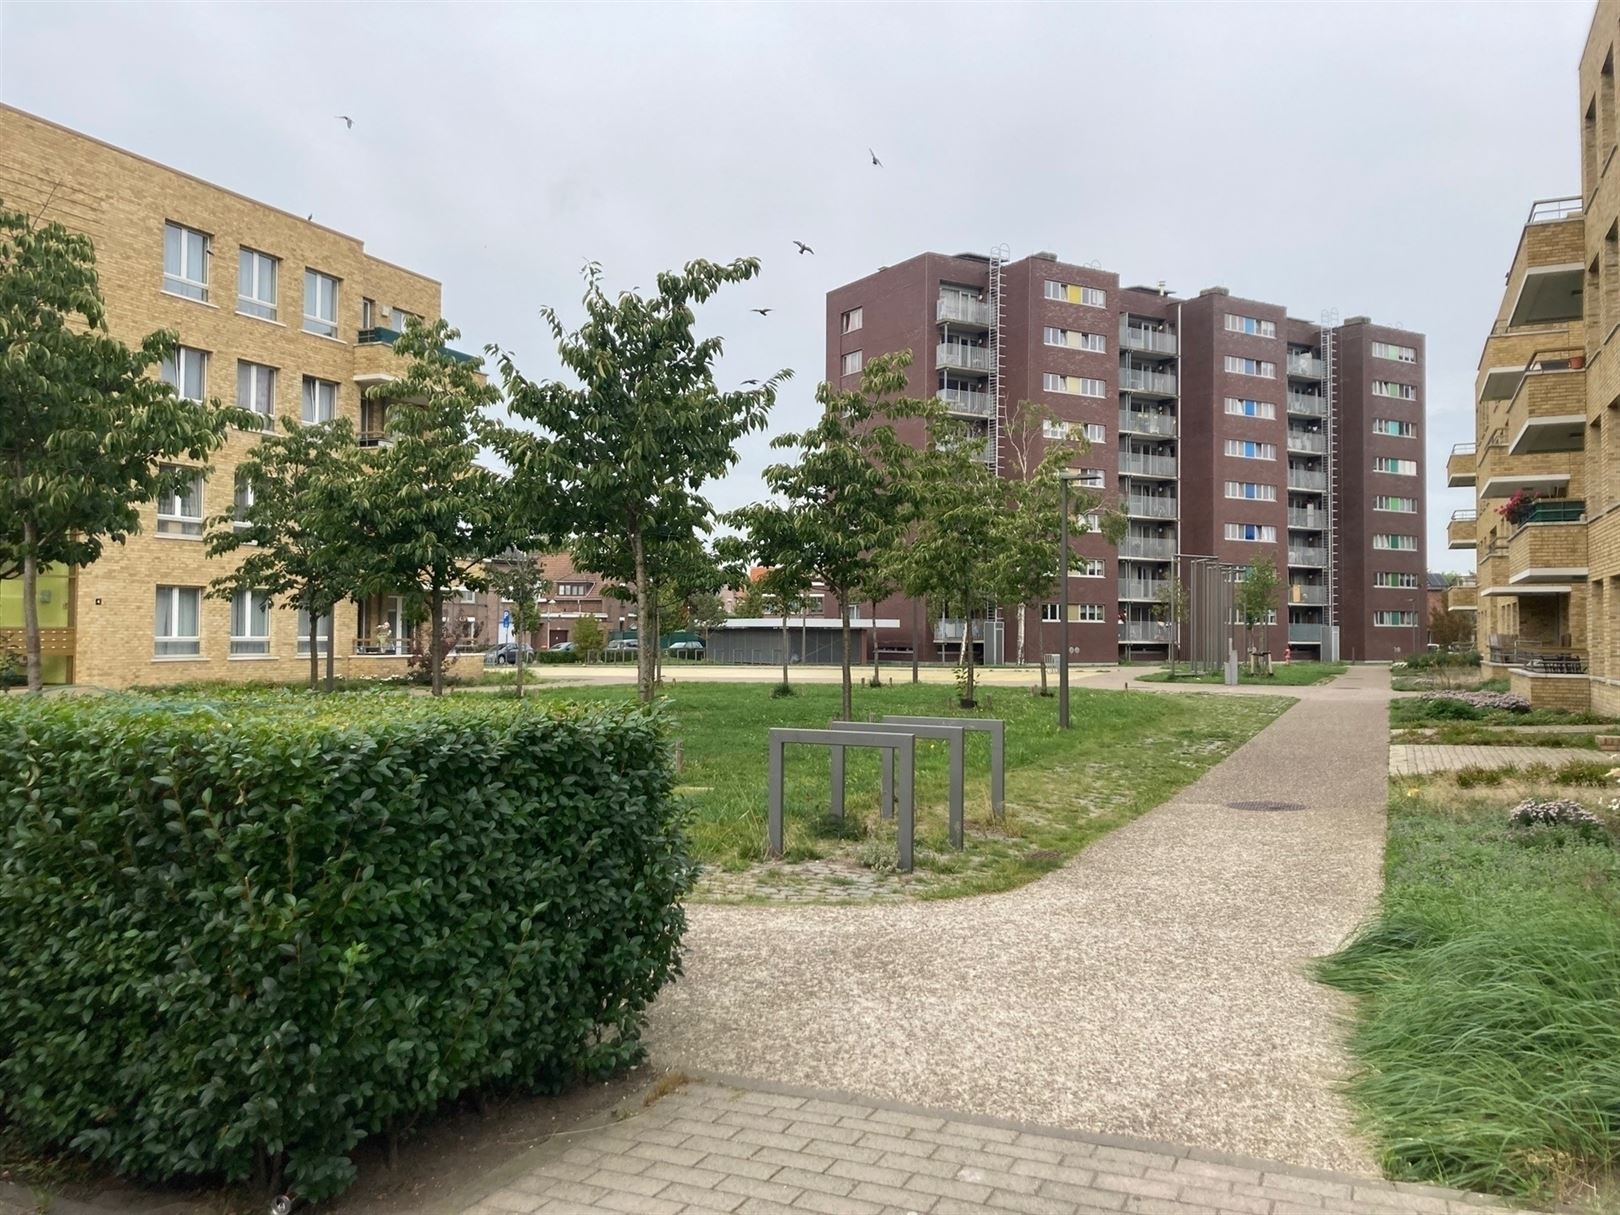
[0,692,691,1200]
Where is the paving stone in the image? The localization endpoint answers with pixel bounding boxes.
[628,1141,708,1169]
[792,1190,885,1215]
[713,1172,805,1205]
[952,1161,1043,1195]
[850,1180,937,1210]
[480,1190,545,1213]
[828,1157,914,1188]
[699,1152,781,1180]
[584,1167,669,1197]
[594,1192,683,1215]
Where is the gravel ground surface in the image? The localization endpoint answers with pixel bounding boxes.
[646,667,1392,1175]
[1389,743,1597,775]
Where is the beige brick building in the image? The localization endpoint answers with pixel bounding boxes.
[1458,0,1620,709]
[0,105,464,687]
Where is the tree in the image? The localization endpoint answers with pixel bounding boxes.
[1430,604,1473,652]
[1233,554,1280,669]
[486,551,549,699]
[492,259,789,705]
[1154,577,1191,678]
[357,318,528,696]
[728,353,918,722]
[205,418,367,691]
[0,203,245,691]
[572,613,606,655]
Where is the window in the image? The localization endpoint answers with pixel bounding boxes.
[557,582,592,597]
[1042,327,1106,352]
[1077,558,1105,578]
[1224,481,1277,501]
[1224,397,1276,420]
[237,248,277,319]
[160,346,208,401]
[1075,604,1106,622]
[1224,523,1277,542]
[163,222,210,301]
[1224,314,1276,338]
[841,350,863,376]
[1081,422,1107,444]
[1077,468,1105,488]
[1372,380,1417,400]
[302,376,338,423]
[1041,603,1061,622]
[1373,456,1418,475]
[154,586,202,657]
[1224,439,1276,460]
[230,589,272,656]
[1373,418,1417,437]
[232,470,256,532]
[456,586,479,603]
[155,467,203,536]
[1374,572,1421,589]
[303,268,339,337]
[1042,373,1105,397]
[1374,495,1418,513]
[1081,286,1106,308]
[295,608,332,655]
[1042,420,1070,440]
[1374,610,1419,627]
[1080,512,1101,532]
[1372,341,1417,363]
[1224,355,1275,378]
[1042,280,1105,307]
[236,361,276,429]
[390,307,421,332]
[362,297,376,329]
[841,307,863,334]
[1373,533,1419,551]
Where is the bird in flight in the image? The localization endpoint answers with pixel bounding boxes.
[793,240,814,255]
[741,379,760,386]
[869,147,882,167]
[751,308,772,316]
[336,115,354,129]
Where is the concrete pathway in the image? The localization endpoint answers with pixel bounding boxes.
[642,666,1393,1176]
[1389,744,1596,776]
[460,1076,1525,1215]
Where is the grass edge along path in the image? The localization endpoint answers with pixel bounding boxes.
[1136,660,1346,687]
[1316,783,1620,1205]
[492,680,1292,901]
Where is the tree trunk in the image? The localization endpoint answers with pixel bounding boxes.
[963,595,977,705]
[429,586,445,697]
[307,598,319,691]
[20,518,42,694]
[780,602,789,688]
[1016,602,1027,667]
[516,623,526,699]
[325,602,336,693]
[911,598,920,684]
[1039,617,1049,694]
[839,595,852,721]
[632,531,653,704]
[870,601,880,688]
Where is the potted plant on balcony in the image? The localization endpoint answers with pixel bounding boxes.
[373,622,393,655]
[1498,489,1541,528]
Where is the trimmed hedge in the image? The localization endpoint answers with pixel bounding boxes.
[0,692,690,1200]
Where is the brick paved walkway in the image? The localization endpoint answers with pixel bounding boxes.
[1388,744,1594,776]
[457,1078,1523,1215]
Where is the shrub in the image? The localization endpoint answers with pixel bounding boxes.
[1509,798,1604,834]
[1417,697,1483,721]
[0,692,690,1201]
[1552,760,1613,787]
[1423,691,1530,713]
[1454,765,1507,788]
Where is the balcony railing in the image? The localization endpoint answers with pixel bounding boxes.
[938,386,993,418]
[936,342,991,373]
[356,326,477,364]
[935,619,988,643]
[1286,430,1326,454]
[1120,367,1178,395]
[1287,508,1327,530]
[1287,585,1328,606]
[1119,409,1176,437]
[1119,621,1171,643]
[1119,537,1175,560]
[1288,623,1325,644]
[1288,547,1328,567]
[1288,469,1328,492]
[1119,452,1178,478]
[1514,498,1586,525]
[1287,393,1326,417]
[1118,579,1167,601]
[1287,353,1324,379]
[936,296,994,327]
[1124,496,1177,519]
[353,638,409,656]
[1119,325,1178,356]
[1527,196,1583,224]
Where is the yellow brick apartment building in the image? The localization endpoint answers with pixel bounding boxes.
[1458,0,1620,712]
[0,105,462,687]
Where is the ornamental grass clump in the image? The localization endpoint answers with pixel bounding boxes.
[1423,690,1531,713]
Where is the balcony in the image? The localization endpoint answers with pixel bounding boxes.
[1119,536,1175,560]
[1288,623,1325,645]
[1119,409,1176,437]
[1119,452,1177,479]
[1288,508,1327,530]
[1120,367,1178,397]
[1119,621,1171,643]
[356,325,477,364]
[973,436,997,467]
[1125,495,1177,520]
[936,342,991,375]
[1118,579,1167,601]
[1287,392,1326,417]
[1287,585,1328,606]
[1119,325,1178,357]
[1507,502,1587,584]
[1287,468,1327,492]
[1286,429,1327,454]
[1502,202,1585,330]
[1447,443,1476,487]
[936,295,994,328]
[935,618,988,644]
[1287,353,1324,380]
[938,386,994,418]
[1288,546,1328,567]
[1505,351,1587,456]
[1449,509,1477,550]
[1447,581,1478,613]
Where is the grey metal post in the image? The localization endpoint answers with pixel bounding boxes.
[766,728,918,870]
[896,740,915,872]
[829,742,845,820]
[830,720,966,848]
[767,733,785,858]
[880,715,1004,822]
[947,731,964,849]
[1059,476,1071,729]
[880,750,894,820]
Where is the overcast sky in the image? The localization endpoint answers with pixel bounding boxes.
[0,0,1597,571]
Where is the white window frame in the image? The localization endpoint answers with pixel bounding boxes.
[1224,439,1276,460]
[1224,397,1276,420]
[1374,495,1418,513]
[841,350,863,376]
[841,307,863,334]
[1374,610,1419,627]
[230,589,273,657]
[1373,457,1418,476]
[1373,418,1418,437]
[1081,286,1106,308]
[1076,603,1106,622]
[1372,380,1418,400]
[1372,341,1417,363]
[295,608,333,655]
[302,376,338,423]
[163,222,210,302]
[155,467,204,537]
[1077,558,1105,578]
[1375,572,1421,589]
[303,268,340,338]
[1373,534,1419,551]
[161,346,209,402]
[1224,314,1276,338]
[1224,522,1276,542]
[237,360,276,430]
[1041,603,1061,622]
[237,248,278,320]
[1224,481,1277,501]
[1224,355,1276,379]
[389,307,421,332]
[1081,422,1107,444]
[154,585,203,657]
[232,470,256,533]
[557,582,592,597]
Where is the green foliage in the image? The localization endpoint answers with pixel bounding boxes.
[1453,765,1505,788]
[1398,649,1482,670]
[0,201,248,690]
[1317,789,1620,1199]
[1233,555,1279,652]
[571,614,606,653]
[0,693,691,1200]
[485,553,549,698]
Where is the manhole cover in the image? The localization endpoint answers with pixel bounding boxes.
[1227,800,1307,812]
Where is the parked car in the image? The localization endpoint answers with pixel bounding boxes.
[549,641,576,654]
[604,638,639,656]
[664,639,705,659]
[485,642,536,666]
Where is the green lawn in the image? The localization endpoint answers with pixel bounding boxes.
[1317,785,1620,1203]
[484,681,1289,898]
[1136,661,1345,687]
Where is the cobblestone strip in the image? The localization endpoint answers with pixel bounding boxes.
[459,1079,1523,1215]
[1388,744,1595,776]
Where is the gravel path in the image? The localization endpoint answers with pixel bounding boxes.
[646,667,1392,1175]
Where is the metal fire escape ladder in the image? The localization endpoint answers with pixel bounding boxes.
[1321,309,1340,651]
[985,243,1009,662]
